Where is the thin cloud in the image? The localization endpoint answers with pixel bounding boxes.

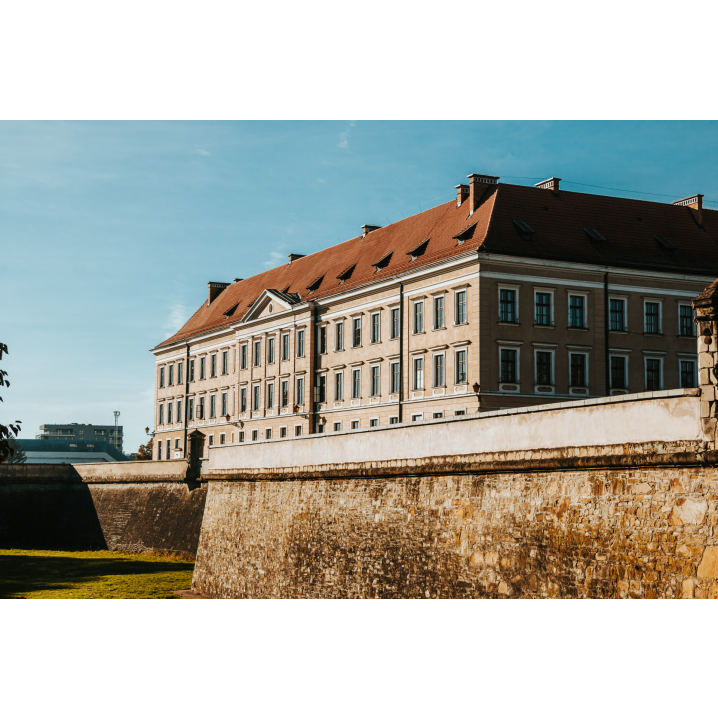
[263,251,285,269]
[196,148,210,156]
[337,121,356,149]
[164,302,189,338]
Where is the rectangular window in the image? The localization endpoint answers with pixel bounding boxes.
[222,350,228,374]
[569,295,585,328]
[317,326,326,354]
[645,302,660,334]
[252,430,258,441]
[434,354,445,387]
[536,351,552,385]
[266,428,272,440]
[391,308,400,339]
[646,358,661,391]
[220,433,225,445]
[411,413,423,422]
[679,305,696,337]
[370,419,378,427]
[177,362,183,385]
[166,441,171,460]
[177,400,182,422]
[455,410,466,416]
[291,425,301,436]
[189,398,194,421]
[268,337,275,363]
[371,313,380,343]
[253,341,261,366]
[211,354,217,377]
[296,377,304,406]
[535,293,551,326]
[315,374,326,403]
[240,388,247,413]
[352,318,361,347]
[352,369,361,399]
[208,435,214,447]
[282,334,289,361]
[455,350,467,384]
[297,330,305,357]
[239,431,245,442]
[351,420,360,430]
[610,356,627,389]
[200,357,206,380]
[159,367,165,388]
[391,362,400,393]
[433,412,443,419]
[281,380,289,407]
[159,404,164,425]
[210,394,216,418]
[240,345,248,370]
[168,365,174,386]
[168,402,173,424]
[570,354,587,387]
[413,302,424,333]
[414,357,424,389]
[371,365,380,395]
[253,385,260,411]
[221,392,228,417]
[499,289,516,323]
[680,360,696,389]
[316,423,324,434]
[434,296,445,329]
[455,290,467,324]
[390,417,399,424]
[333,421,342,432]
[500,349,517,383]
[189,360,195,382]
[280,427,287,438]
[335,372,343,401]
[336,322,344,350]
[610,299,625,331]
[157,439,162,460]
[198,397,205,419]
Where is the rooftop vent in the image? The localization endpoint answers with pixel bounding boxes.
[288,254,306,264]
[306,274,325,293]
[336,263,356,284]
[407,238,430,261]
[535,177,561,196]
[584,228,607,242]
[362,224,382,238]
[372,251,393,272]
[208,281,230,305]
[456,184,470,207]
[513,219,534,238]
[467,174,499,216]
[673,194,704,227]
[655,235,676,251]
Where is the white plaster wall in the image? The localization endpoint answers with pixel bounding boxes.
[208,389,703,471]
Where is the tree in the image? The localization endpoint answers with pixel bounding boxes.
[5,434,26,464]
[135,437,154,460]
[0,343,22,464]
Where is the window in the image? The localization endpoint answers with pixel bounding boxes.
[296,377,305,406]
[200,357,206,380]
[434,296,445,329]
[351,420,360,430]
[157,439,162,460]
[610,299,626,331]
[535,292,552,326]
[455,350,467,384]
[610,356,627,389]
[158,404,164,425]
[239,431,245,442]
[336,322,344,350]
[434,354,445,387]
[352,318,361,347]
[252,430,258,441]
[167,402,173,424]
[500,348,517,383]
[166,441,171,460]
[535,351,553,385]
[266,428,272,440]
[679,305,696,337]
[268,337,276,363]
[177,400,182,422]
[645,302,660,334]
[210,394,216,418]
[253,385,260,411]
[391,362,400,393]
[282,334,290,361]
[240,345,248,370]
[316,423,325,434]
[390,417,399,424]
[371,365,380,395]
[253,341,261,366]
[569,295,585,328]
[680,360,696,389]
[189,360,195,382]
[222,350,228,374]
[208,435,214,447]
[646,358,662,391]
[333,421,342,432]
[413,302,424,333]
[371,313,380,343]
[570,354,587,387]
[211,354,217,377]
[297,330,305,357]
[169,365,174,386]
[433,412,443,419]
[391,308,400,338]
[281,380,289,407]
[499,289,516,323]
[414,357,424,389]
[315,374,326,403]
[221,392,228,417]
[159,367,165,388]
[198,397,205,419]
[455,410,466,416]
[370,419,378,427]
[316,327,326,354]
[295,425,302,436]
[352,369,361,398]
[411,413,423,422]
[335,372,343,401]
[177,362,183,385]
[240,388,247,413]
[280,427,287,438]
[455,290,467,324]
[220,433,225,445]
[189,398,194,421]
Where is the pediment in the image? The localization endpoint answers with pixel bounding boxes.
[242,289,300,323]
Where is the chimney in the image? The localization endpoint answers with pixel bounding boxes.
[456,184,470,206]
[361,224,382,238]
[233,278,243,283]
[535,177,561,196]
[673,194,704,225]
[467,174,499,215]
[208,281,230,305]
[288,254,306,264]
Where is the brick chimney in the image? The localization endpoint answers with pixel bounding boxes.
[208,281,230,306]
[673,194,704,225]
[456,184,470,207]
[535,177,561,196]
[361,225,382,239]
[467,174,499,215]
[288,254,306,264]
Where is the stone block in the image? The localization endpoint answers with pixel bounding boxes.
[669,498,708,526]
[699,352,714,369]
[697,547,718,579]
[681,578,694,598]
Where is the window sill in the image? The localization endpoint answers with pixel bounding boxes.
[643,332,663,337]
[608,330,628,334]
[533,324,555,329]
[678,334,697,339]
[412,331,426,336]
[389,336,400,341]
[497,321,520,326]
[432,327,446,332]
[568,326,589,331]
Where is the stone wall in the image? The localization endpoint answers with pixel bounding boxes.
[0,461,206,558]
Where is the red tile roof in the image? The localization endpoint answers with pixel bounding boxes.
[155,183,717,349]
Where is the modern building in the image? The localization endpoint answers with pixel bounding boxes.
[36,423,124,452]
[18,439,130,464]
[151,173,716,460]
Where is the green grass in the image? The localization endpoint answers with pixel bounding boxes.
[0,549,195,599]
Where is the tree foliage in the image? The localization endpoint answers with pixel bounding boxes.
[5,435,26,464]
[135,437,154,461]
[0,343,22,464]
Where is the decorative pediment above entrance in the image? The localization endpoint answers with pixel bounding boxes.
[242,289,301,323]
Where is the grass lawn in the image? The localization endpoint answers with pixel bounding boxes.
[0,549,195,599]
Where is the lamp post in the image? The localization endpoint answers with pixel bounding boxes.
[472,382,481,408]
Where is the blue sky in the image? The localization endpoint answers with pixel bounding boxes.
[2,120,717,453]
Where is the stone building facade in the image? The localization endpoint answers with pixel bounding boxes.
[151,174,716,459]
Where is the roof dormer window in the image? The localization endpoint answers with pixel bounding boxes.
[337,264,356,284]
[372,251,393,273]
[307,274,325,294]
[584,228,607,242]
[407,238,430,261]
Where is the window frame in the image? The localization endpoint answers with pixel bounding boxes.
[210,354,217,378]
[412,300,425,334]
[281,380,289,407]
[335,321,344,351]
[253,341,261,366]
[643,298,663,335]
[413,356,425,390]
[253,384,260,411]
[296,377,305,406]
[240,344,248,370]
[609,353,629,391]
[678,303,697,338]
[352,317,362,348]
[679,358,697,388]
[210,394,216,418]
[644,355,663,391]
[221,392,228,417]
[390,307,400,339]
[370,312,381,344]
[268,337,276,364]
[534,348,555,386]
[158,404,164,425]
[568,351,589,388]
[159,366,165,388]
[316,326,327,355]
[454,348,468,385]
[433,294,445,329]
[533,287,555,327]
[281,333,290,361]
[391,361,400,394]
[352,368,361,399]
[497,284,519,324]
[222,350,229,375]
[266,382,274,409]
[608,296,628,332]
[200,356,206,380]
[454,288,468,325]
[296,329,305,357]
[168,364,174,386]
[370,364,380,396]
[567,292,588,329]
[433,352,445,387]
[334,371,344,401]
[498,345,520,384]
[240,387,247,413]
